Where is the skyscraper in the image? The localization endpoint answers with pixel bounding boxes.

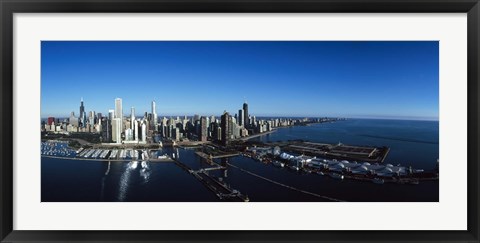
[200,116,208,142]
[243,102,249,127]
[130,107,135,131]
[89,111,95,126]
[134,119,139,142]
[141,121,147,143]
[108,109,115,121]
[112,118,122,144]
[238,109,244,127]
[47,117,55,125]
[152,100,158,131]
[221,111,232,146]
[69,112,78,127]
[101,117,111,142]
[79,98,86,128]
[115,98,123,122]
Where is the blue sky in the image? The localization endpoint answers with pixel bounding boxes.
[41,41,439,120]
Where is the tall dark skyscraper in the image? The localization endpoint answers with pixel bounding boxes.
[79,97,86,128]
[101,117,112,143]
[200,116,208,142]
[221,111,232,146]
[238,109,244,126]
[243,102,249,127]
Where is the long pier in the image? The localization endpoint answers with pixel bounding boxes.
[195,151,239,160]
[173,159,248,202]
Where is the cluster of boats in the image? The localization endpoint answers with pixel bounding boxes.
[41,140,172,162]
[76,148,156,160]
[41,141,76,157]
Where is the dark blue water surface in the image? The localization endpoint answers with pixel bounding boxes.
[42,119,439,202]
[251,119,439,169]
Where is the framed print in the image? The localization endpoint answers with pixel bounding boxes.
[1,0,479,242]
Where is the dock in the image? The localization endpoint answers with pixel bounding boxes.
[173,159,248,202]
[195,151,239,160]
[280,141,390,163]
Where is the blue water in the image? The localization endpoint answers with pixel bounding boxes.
[41,119,439,202]
[251,119,439,169]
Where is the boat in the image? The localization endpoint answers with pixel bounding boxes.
[329,172,344,180]
[317,171,325,176]
[288,165,300,171]
[272,160,285,168]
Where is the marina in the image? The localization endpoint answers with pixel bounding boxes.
[41,141,174,162]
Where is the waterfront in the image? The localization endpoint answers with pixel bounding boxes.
[41,119,439,202]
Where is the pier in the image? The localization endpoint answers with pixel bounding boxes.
[279,141,390,163]
[195,151,239,160]
[173,159,248,202]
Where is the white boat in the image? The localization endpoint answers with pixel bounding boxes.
[288,165,300,171]
[272,160,285,168]
[329,173,344,180]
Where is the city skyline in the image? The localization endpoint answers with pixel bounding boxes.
[41,41,439,120]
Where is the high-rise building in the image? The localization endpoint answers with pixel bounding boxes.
[89,111,95,126]
[152,100,158,131]
[79,98,86,128]
[193,114,200,123]
[172,127,180,141]
[200,116,208,142]
[115,98,123,122]
[112,118,122,144]
[221,111,232,146]
[141,121,147,143]
[134,120,139,142]
[125,128,133,141]
[106,109,112,119]
[243,102,249,127]
[69,112,78,128]
[47,117,55,125]
[238,109,244,126]
[130,107,135,130]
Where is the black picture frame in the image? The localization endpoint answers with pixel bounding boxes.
[1,0,479,242]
